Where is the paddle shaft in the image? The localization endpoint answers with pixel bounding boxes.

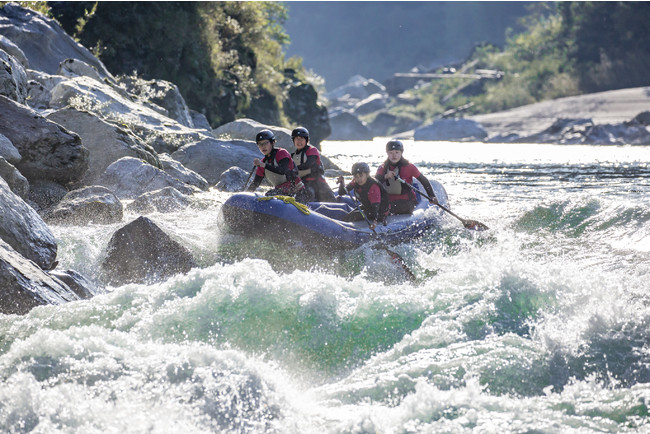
[346,188,416,281]
[242,166,256,191]
[396,177,488,231]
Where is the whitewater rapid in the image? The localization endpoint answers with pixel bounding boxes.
[1,140,648,433]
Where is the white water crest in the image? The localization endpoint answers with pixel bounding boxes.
[1,141,649,432]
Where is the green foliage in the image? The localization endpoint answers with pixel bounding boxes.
[400,1,650,119]
[1,1,52,16]
[47,1,301,127]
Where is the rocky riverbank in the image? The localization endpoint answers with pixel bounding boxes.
[0,4,326,314]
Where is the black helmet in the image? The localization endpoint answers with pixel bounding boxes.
[351,162,370,175]
[256,129,275,143]
[291,127,309,141]
[386,139,404,152]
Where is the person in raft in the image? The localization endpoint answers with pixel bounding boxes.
[337,162,389,230]
[374,139,438,215]
[247,129,314,204]
[290,126,337,202]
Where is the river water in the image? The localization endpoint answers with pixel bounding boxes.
[1,140,649,432]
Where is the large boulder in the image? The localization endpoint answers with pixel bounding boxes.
[213,118,294,152]
[0,156,28,199]
[352,93,389,116]
[0,3,112,78]
[0,48,28,103]
[171,138,260,185]
[116,75,194,128]
[46,107,161,186]
[284,82,331,148]
[100,216,196,286]
[48,75,206,154]
[0,95,88,185]
[215,166,251,192]
[158,153,209,191]
[45,185,123,225]
[516,117,650,145]
[0,33,28,67]
[328,111,373,140]
[325,75,386,101]
[126,187,192,214]
[48,268,96,300]
[0,238,78,315]
[0,131,20,163]
[0,176,57,270]
[97,156,197,199]
[414,118,488,141]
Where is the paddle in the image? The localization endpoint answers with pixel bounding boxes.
[241,166,256,192]
[345,188,417,282]
[397,177,489,231]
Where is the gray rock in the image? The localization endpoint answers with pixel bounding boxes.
[126,186,191,214]
[27,179,68,212]
[25,69,63,110]
[0,95,88,185]
[0,131,20,163]
[97,156,197,199]
[116,75,193,128]
[57,58,109,83]
[190,109,212,130]
[0,176,57,270]
[325,75,386,101]
[171,137,260,185]
[414,118,488,141]
[100,216,196,286]
[0,3,112,78]
[284,82,331,148]
[49,75,205,154]
[353,93,389,116]
[0,48,28,103]
[0,238,77,315]
[0,156,28,198]
[46,107,161,186]
[632,111,650,126]
[213,118,294,153]
[158,153,208,191]
[328,111,373,140]
[215,166,252,192]
[368,112,421,137]
[48,269,96,299]
[45,185,123,225]
[0,34,28,68]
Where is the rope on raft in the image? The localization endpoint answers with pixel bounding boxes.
[256,195,311,215]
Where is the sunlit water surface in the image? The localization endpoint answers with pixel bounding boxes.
[1,140,649,433]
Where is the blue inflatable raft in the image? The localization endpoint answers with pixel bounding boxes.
[218,179,451,249]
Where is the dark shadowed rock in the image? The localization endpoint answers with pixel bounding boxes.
[0,176,57,270]
[328,111,373,140]
[27,179,68,212]
[633,111,650,126]
[100,216,196,286]
[97,157,197,199]
[0,156,28,199]
[369,112,421,137]
[126,187,191,214]
[0,3,112,78]
[215,166,251,192]
[46,185,123,225]
[0,48,28,103]
[0,131,20,163]
[0,95,88,185]
[46,107,161,186]
[414,118,488,141]
[284,82,331,148]
[49,269,97,299]
[0,238,77,315]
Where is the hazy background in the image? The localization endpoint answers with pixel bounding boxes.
[284,1,533,90]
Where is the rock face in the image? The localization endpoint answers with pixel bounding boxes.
[0,47,28,103]
[0,156,28,199]
[97,157,197,199]
[100,216,196,286]
[0,176,57,270]
[0,238,77,315]
[46,107,161,186]
[0,95,88,185]
[126,187,191,214]
[284,82,331,148]
[0,2,112,78]
[45,185,123,225]
[328,111,372,140]
[171,138,260,185]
